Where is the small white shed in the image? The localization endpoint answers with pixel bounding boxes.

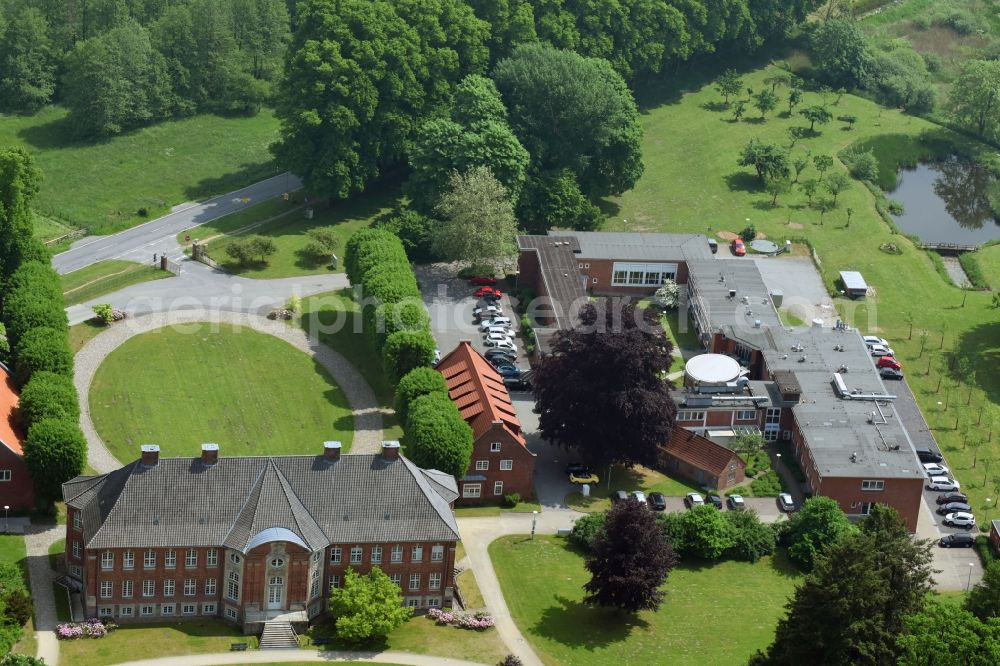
[840,271,868,298]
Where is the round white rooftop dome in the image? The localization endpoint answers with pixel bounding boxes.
[684,353,741,386]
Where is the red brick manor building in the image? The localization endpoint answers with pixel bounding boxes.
[62,441,460,633]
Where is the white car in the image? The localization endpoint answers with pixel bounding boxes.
[927,476,961,492]
[684,492,704,508]
[944,512,976,528]
[922,463,950,477]
[484,338,517,352]
[483,330,515,342]
[863,336,890,349]
[727,494,745,510]
[778,492,795,512]
[868,344,895,357]
[479,317,512,329]
[473,305,501,318]
[630,491,647,505]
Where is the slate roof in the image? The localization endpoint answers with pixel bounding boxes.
[0,364,24,456]
[435,342,527,448]
[662,428,743,476]
[66,453,460,551]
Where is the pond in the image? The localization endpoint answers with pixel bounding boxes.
[887,157,1000,245]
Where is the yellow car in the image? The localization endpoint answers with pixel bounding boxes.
[568,471,600,484]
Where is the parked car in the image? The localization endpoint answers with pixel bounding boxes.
[943,512,976,529]
[494,365,523,378]
[483,329,515,341]
[937,502,972,516]
[939,533,976,548]
[876,356,902,371]
[473,304,502,318]
[611,489,628,505]
[469,274,497,286]
[727,494,746,510]
[564,463,593,476]
[483,338,517,352]
[879,367,904,381]
[479,317,512,329]
[474,286,501,299]
[863,335,891,348]
[922,462,951,477]
[631,491,648,505]
[432,348,442,367]
[489,355,518,369]
[648,492,667,511]
[778,493,795,512]
[927,477,961,492]
[868,344,894,357]
[684,492,704,508]
[569,470,600,484]
[503,376,532,392]
[731,238,746,256]
[707,493,723,509]
[485,348,516,361]
[918,449,944,464]
[936,492,968,505]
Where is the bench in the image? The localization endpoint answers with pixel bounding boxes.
[230,643,248,651]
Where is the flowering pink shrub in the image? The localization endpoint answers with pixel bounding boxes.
[56,619,116,640]
[426,608,494,631]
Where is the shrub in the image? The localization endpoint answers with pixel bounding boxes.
[842,149,879,183]
[498,656,524,666]
[23,417,86,503]
[18,371,80,428]
[345,228,410,285]
[887,200,905,215]
[750,471,783,496]
[959,252,988,289]
[394,366,449,423]
[363,264,421,304]
[92,303,114,325]
[137,207,148,217]
[670,505,736,560]
[379,210,437,263]
[502,492,521,508]
[725,509,777,562]
[405,392,474,479]
[652,280,680,310]
[382,330,437,384]
[14,326,72,385]
[740,225,756,242]
[2,261,65,346]
[569,512,607,551]
[377,300,431,350]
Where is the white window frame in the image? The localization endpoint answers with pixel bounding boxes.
[494,481,504,496]
[611,261,677,287]
[182,604,196,615]
[390,573,401,586]
[205,578,216,596]
[225,607,237,620]
[123,550,134,570]
[140,605,154,617]
[409,573,421,591]
[677,410,706,422]
[183,579,196,596]
[429,572,441,590]
[99,606,113,617]
[160,604,175,616]
[329,574,341,589]
[861,479,885,491]
[101,551,114,570]
[431,545,444,562]
[206,549,218,567]
[391,544,403,563]
[407,597,421,608]
[426,597,441,608]
[202,603,216,615]
[144,550,156,569]
[500,459,513,471]
[350,546,362,564]
[119,605,133,617]
[185,549,197,568]
[121,580,133,598]
[330,547,342,564]
[463,483,482,498]
[412,545,423,563]
[100,581,113,598]
[72,511,82,530]
[164,549,176,568]
[142,580,154,597]
[72,541,81,559]
[490,442,501,453]
[229,553,241,565]
[737,410,756,421]
[371,546,382,564]
[163,579,175,597]
[0,470,10,482]
[227,572,239,601]
[475,460,489,471]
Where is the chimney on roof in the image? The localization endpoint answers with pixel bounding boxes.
[324,440,342,463]
[140,444,160,468]
[381,440,401,462]
[201,443,219,467]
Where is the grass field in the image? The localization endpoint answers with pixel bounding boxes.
[565,464,703,512]
[607,63,1000,512]
[299,290,403,440]
[70,320,106,353]
[89,324,354,462]
[59,620,250,666]
[452,500,543,518]
[457,569,486,609]
[0,533,33,655]
[189,182,402,279]
[0,105,279,236]
[61,260,171,306]
[490,535,801,666]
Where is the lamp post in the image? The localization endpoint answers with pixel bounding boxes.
[531,511,538,540]
[967,562,975,592]
[3,505,8,533]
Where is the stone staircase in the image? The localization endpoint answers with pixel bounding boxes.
[259,621,298,650]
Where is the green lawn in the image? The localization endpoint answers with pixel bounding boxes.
[565,464,703,513]
[0,106,280,236]
[59,620,250,666]
[453,500,543,518]
[606,63,1000,512]
[61,260,171,306]
[190,182,402,279]
[89,324,354,462]
[457,569,486,610]
[299,290,403,440]
[70,320,107,354]
[490,535,802,666]
[304,615,508,664]
[0,534,33,655]
[977,243,1000,289]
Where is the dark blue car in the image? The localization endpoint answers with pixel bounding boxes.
[495,365,522,377]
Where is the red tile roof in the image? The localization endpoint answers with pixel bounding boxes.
[436,342,526,448]
[662,428,742,477]
[0,365,24,456]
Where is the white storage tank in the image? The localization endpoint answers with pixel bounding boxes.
[684,353,742,389]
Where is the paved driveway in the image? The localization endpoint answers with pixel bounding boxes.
[754,255,838,326]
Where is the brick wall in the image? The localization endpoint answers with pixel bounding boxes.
[817,475,923,532]
[0,447,34,511]
[583,258,692,295]
[458,425,536,505]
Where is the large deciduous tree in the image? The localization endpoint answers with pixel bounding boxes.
[329,567,412,643]
[966,560,1000,621]
[432,166,519,270]
[23,418,86,504]
[404,391,474,479]
[492,43,643,199]
[0,149,46,289]
[0,6,57,113]
[810,19,873,89]
[715,68,744,105]
[948,59,1000,140]
[533,301,675,468]
[754,504,933,665]
[17,371,80,429]
[584,498,677,612]
[739,140,790,183]
[898,599,1000,666]
[785,496,857,570]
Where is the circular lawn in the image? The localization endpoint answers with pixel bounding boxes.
[90,324,354,462]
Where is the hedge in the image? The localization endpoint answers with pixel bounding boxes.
[383,330,437,384]
[395,367,449,424]
[404,392,474,480]
[363,264,421,304]
[23,417,86,503]
[13,326,72,385]
[345,229,410,285]
[2,261,66,347]
[17,371,80,428]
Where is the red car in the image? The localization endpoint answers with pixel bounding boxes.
[474,286,501,299]
[468,274,497,286]
[731,239,746,256]
[876,356,901,371]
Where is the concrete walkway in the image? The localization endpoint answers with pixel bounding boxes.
[24,523,65,666]
[108,651,491,666]
[74,310,385,473]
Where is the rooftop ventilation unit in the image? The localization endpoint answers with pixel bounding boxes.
[728,288,737,298]
[754,320,762,328]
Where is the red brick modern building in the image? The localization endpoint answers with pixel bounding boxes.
[62,441,459,633]
[436,342,536,504]
[660,428,746,490]
[0,364,33,511]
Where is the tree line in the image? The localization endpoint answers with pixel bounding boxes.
[0,0,290,135]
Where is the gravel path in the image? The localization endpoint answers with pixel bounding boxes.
[75,311,384,473]
[24,523,65,666]
[108,651,491,666]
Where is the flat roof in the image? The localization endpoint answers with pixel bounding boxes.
[686,259,784,346]
[552,231,714,262]
[840,271,868,291]
[516,235,588,349]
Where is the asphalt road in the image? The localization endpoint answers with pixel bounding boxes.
[51,172,301,275]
